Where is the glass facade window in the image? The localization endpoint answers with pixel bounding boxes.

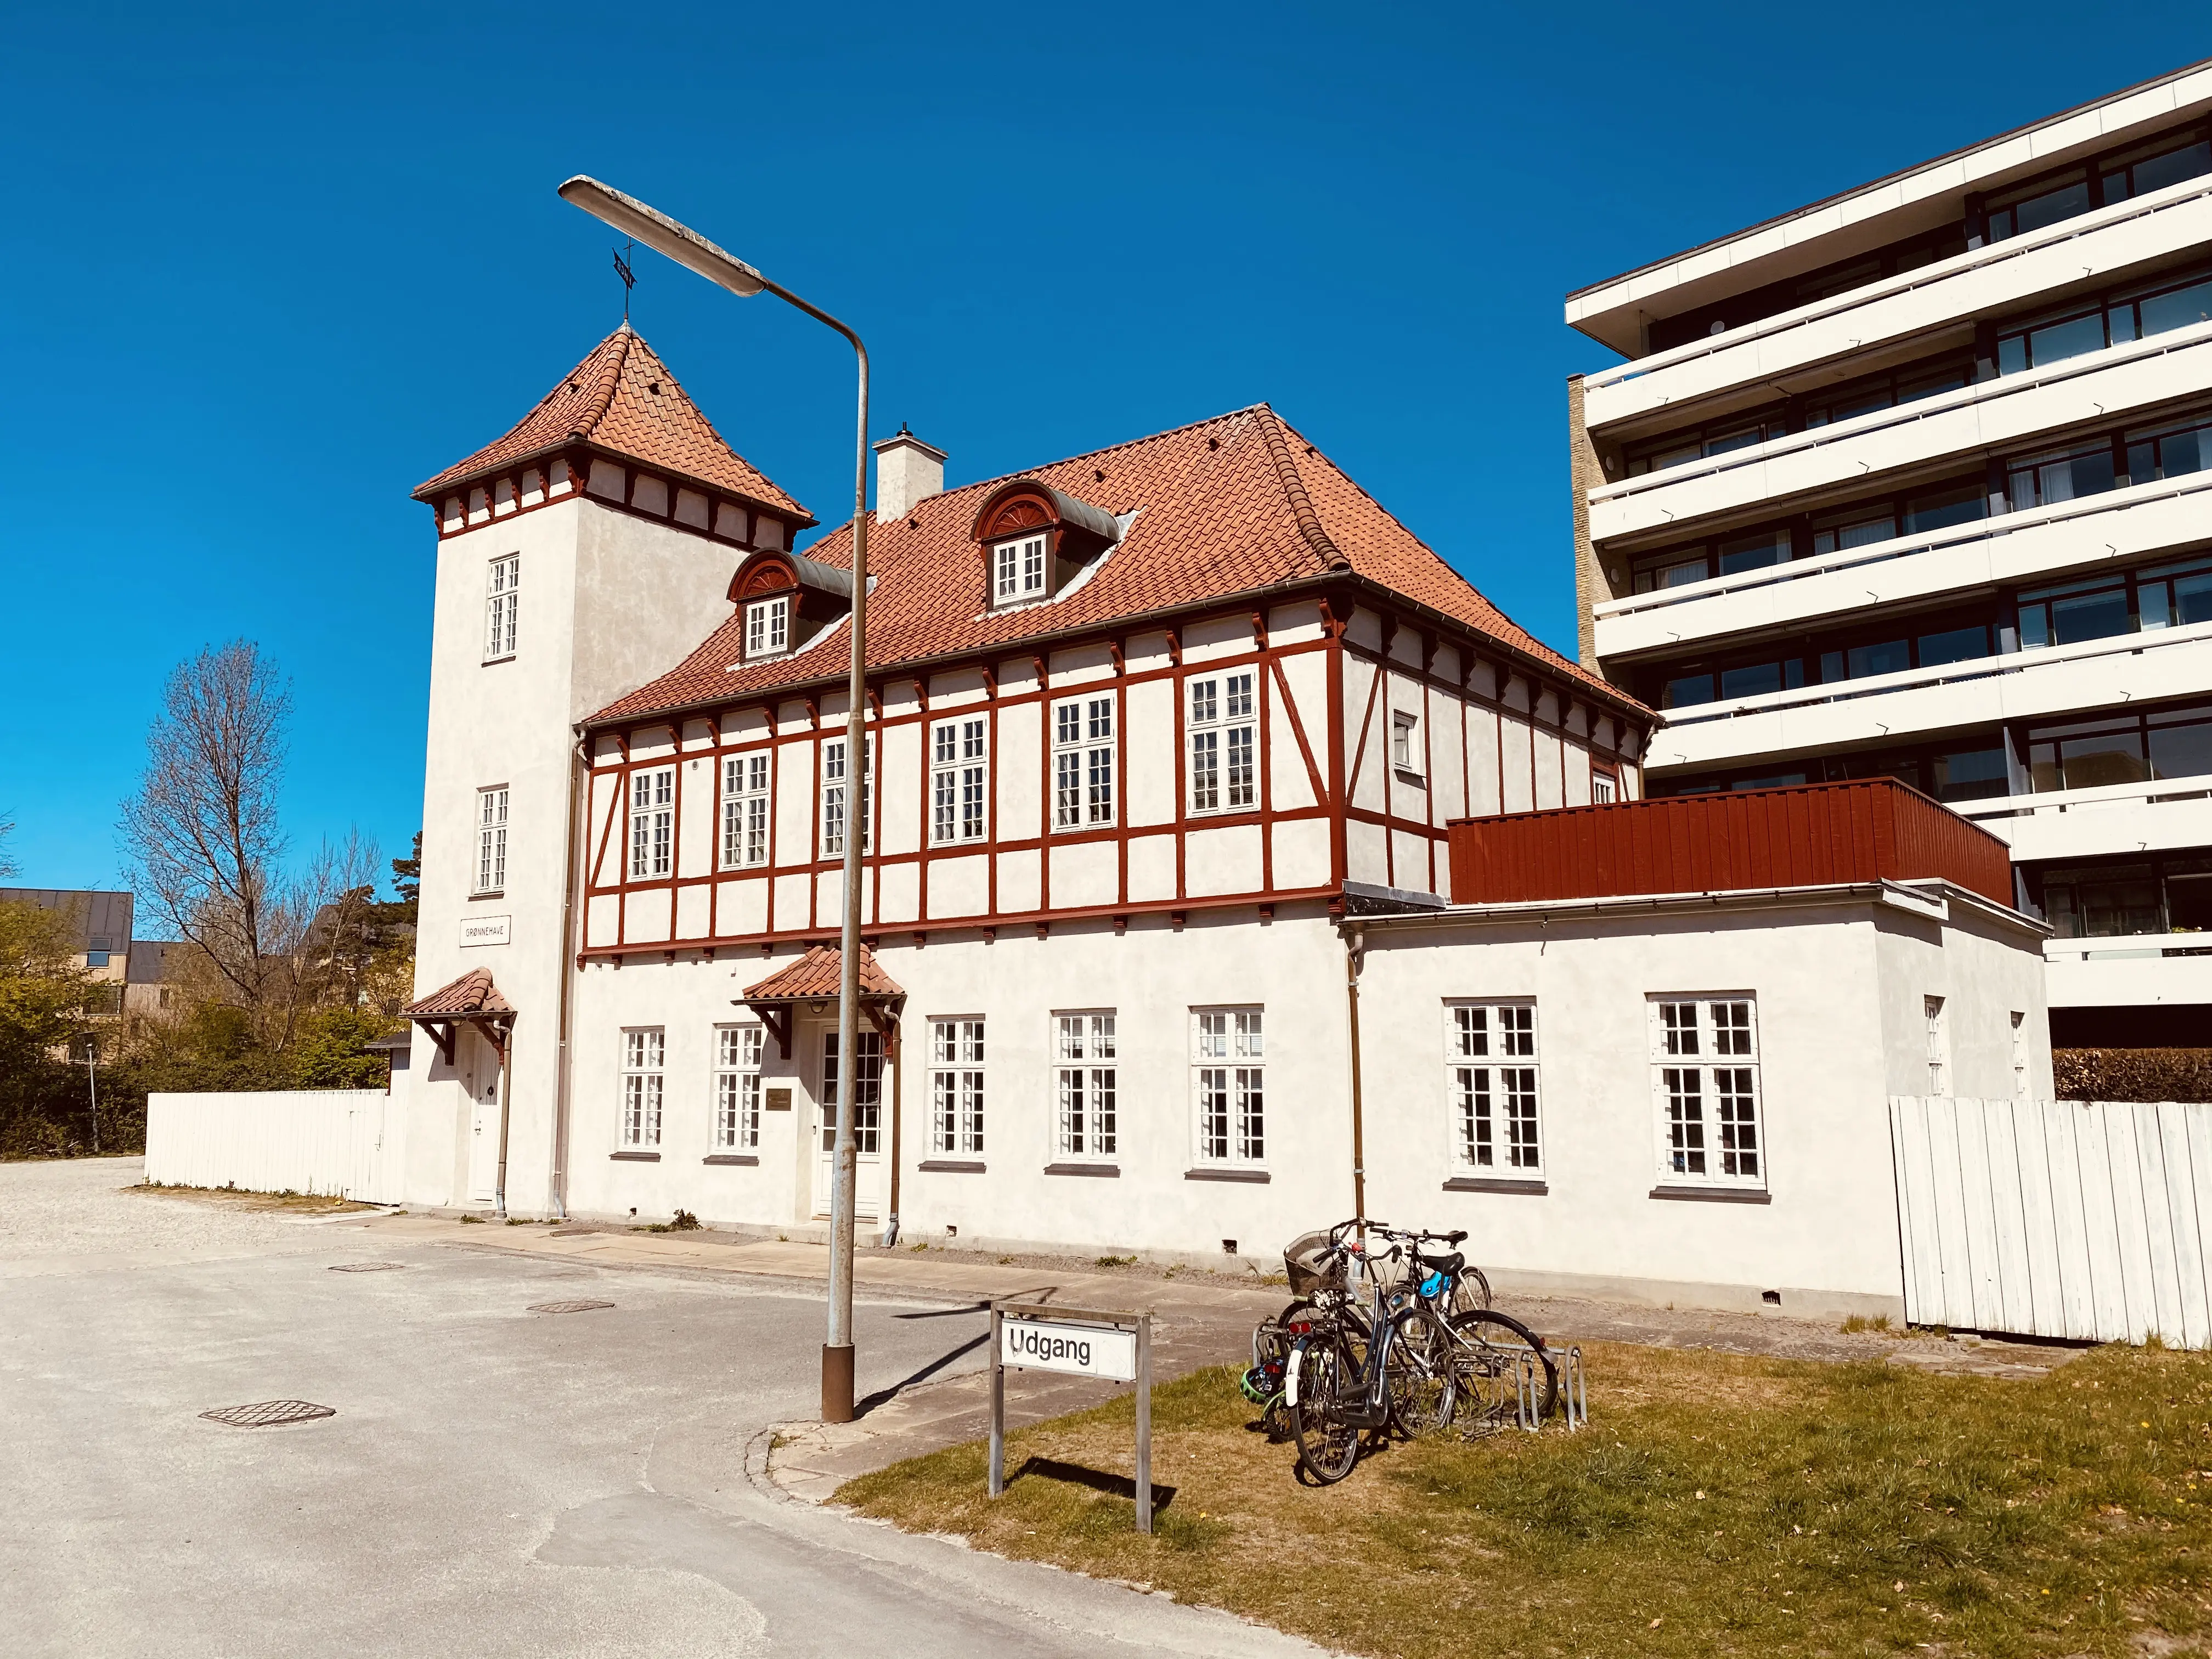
[2019,556,2212,650]
[1717,528,1791,575]
[1997,266,2212,375]
[1625,417,1787,477]
[2007,441,2117,511]
[1803,358,1971,428]
[2029,703,2212,791]
[2125,414,2212,486]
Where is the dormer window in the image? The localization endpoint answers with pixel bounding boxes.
[746,596,789,658]
[995,535,1047,603]
[973,479,1122,610]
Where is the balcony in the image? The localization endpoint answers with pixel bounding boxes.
[1587,316,2212,544]
[1958,772,2212,861]
[1643,617,2212,774]
[2044,938,2212,1009]
[1583,173,2212,432]
[1593,466,2212,659]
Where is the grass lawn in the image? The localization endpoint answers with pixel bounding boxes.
[837,1339,2212,1657]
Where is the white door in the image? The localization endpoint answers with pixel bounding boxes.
[467,1066,500,1204]
[814,1027,883,1222]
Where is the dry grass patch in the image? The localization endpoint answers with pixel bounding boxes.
[132,1182,377,1215]
[838,1338,2212,1658]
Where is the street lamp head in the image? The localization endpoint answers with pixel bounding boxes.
[556,175,766,298]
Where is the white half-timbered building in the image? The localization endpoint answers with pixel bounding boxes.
[382,323,2053,1321]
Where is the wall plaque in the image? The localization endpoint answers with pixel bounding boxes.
[765,1087,793,1112]
[460,914,512,949]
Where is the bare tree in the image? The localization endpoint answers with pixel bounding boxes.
[119,643,321,1044]
[0,813,16,880]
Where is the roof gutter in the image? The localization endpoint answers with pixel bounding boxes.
[577,568,1651,736]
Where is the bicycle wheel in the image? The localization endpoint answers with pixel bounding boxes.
[1288,1335,1362,1484]
[1384,1306,1456,1436]
[1452,1265,1494,1313]
[1448,1308,1556,1427]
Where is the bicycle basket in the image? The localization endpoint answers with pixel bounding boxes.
[1283,1231,1346,1295]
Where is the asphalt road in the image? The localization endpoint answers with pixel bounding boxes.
[0,1158,1323,1658]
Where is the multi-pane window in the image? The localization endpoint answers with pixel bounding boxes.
[1592,772,1618,804]
[929,1018,984,1155]
[475,786,508,893]
[2018,554,2212,652]
[930,717,989,844]
[1447,1002,1540,1173]
[1056,1012,1116,1158]
[629,766,674,879]
[620,1029,664,1148]
[822,1029,882,1153]
[1053,696,1115,828]
[1187,672,1256,815]
[715,1025,763,1150]
[1650,996,1763,1187]
[484,554,518,661]
[721,752,770,868]
[821,735,873,856]
[745,596,789,658]
[1193,1008,1264,1165]
[1997,266,2212,376]
[994,534,1047,603]
[1925,996,1950,1097]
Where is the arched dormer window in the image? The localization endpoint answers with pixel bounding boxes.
[970,480,1121,609]
[729,551,855,660]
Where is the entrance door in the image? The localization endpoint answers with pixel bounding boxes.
[814,1027,883,1222]
[467,1065,500,1204]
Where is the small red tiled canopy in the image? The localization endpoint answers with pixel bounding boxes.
[403,968,515,1065]
[738,944,904,1059]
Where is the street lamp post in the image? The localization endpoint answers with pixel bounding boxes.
[557,177,872,1424]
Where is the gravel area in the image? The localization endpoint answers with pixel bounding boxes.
[0,1155,307,1268]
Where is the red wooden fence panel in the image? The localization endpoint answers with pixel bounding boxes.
[1447,778,2014,907]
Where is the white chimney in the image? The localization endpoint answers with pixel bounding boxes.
[873,426,946,521]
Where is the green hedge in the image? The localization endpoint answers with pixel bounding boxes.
[2053,1048,2212,1103]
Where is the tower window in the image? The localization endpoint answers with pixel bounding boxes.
[484,555,519,661]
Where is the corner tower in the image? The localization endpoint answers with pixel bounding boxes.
[402,324,810,1215]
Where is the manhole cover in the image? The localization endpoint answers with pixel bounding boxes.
[529,1299,616,1314]
[201,1400,336,1429]
[329,1262,407,1273]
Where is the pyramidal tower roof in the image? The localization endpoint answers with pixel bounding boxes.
[413,324,810,523]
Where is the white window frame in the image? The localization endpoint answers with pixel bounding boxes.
[1193,1006,1265,1166]
[821,734,874,857]
[2011,1010,2029,1101]
[620,1028,664,1148]
[628,765,675,880]
[475,785,509,894]
[1392,708,1420,775]
[1926,995,1950,1097]
[1052,695,1115,829]
[484,554,519,662]
[929,715,989,845]
[1593,770,1618,804]
[994,534,1048,604]
[929,1018,985,1155]
[1446,1000,1541,1175]
[714,1025,763,1150]
[745,595,790,659]
[1649,995,1764,1189]
[1186,671,1257,816]
[1055,1011,1117,1159]
[721,751,771,869]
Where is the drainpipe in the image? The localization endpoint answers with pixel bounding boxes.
[493,1021,515,1219]
[881,1019,902,1248]
[549,732,586,1221]
[1344,921,1368,1229]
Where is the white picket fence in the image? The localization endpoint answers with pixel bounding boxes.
[1890,1095,2212,1348]
[145,1091,405,1204]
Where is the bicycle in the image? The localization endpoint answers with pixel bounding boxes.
[1282,1221,1457,1483]
[1380,1224,1557,1430]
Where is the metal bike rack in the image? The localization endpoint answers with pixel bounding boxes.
[1513,1345,1589,1432]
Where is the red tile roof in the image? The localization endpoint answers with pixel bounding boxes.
[413,324,809,521]
[741,943,903,1002]
[404,967,515,1018]
[592,404,1641,725]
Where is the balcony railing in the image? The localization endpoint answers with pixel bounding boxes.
[1651,614,2212,735]
[1578,165,2212,413]
[1955,772,2212,864]
[1957,771,2212,823]
[2044,935,2212,961]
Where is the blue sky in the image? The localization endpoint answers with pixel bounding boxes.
[2,2,2203,895]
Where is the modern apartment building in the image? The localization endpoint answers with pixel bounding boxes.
[1568,60,2212,1046]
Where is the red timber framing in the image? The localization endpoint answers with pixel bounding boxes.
[574,581,1647,961]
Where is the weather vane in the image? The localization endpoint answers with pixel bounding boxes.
[613,240,636,322]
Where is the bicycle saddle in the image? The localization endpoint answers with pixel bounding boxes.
[1419,1251,1465,1276]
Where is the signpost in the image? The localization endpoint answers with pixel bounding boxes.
[988,1300,1154,1533]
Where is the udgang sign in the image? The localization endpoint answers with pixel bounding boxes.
[988,1301,1155,1532]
